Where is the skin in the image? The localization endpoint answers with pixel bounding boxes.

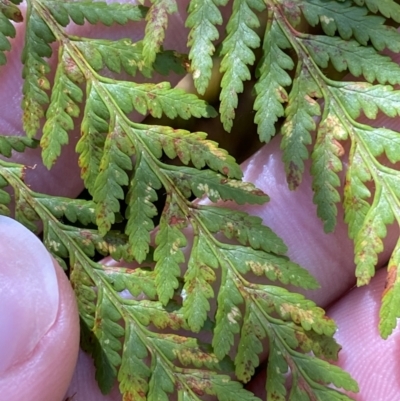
[0,2,399,400]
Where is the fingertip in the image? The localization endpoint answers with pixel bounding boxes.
[0,218,80,401]
[328,269,400,400]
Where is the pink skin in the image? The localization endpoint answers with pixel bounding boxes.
[1,2,399,400]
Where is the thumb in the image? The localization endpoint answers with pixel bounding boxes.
[327,268,400,400]
[0,216,80,401]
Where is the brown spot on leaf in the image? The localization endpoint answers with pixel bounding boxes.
[383,265,398,297]
[12,10,23,23]
[287,162,301,189]
[222,166,230,176]
[332,139,345,157]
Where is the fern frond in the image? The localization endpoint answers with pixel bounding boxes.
[0,0,22,65]
[76,85,109,194]
[350,0,400,22]
[186,0,228,94]
[125,154,160,264]
[21,7,55,137]
[41,48,83,168]
[142,0,177,66]
[2,1,377,399]
[251,0,400,340]
[254,19,294,142]
[103,80,217,119]
[0,135,38,157]
[301,0,400,51]
[281,65,322,189]
[45,0,147,27]
[0,175,10,216]
[74,38,186,78]
[303,35,400,84]
[219,0,265,132]
[92,117,134,235]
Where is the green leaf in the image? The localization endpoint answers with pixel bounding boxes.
[46,0,147,27]
[125,155,160,263]
[198,206,287,254]
[353,183,395,285]
[14,192,40,233]
[219,0,265,132]
[0,2,21,65]
[41,50,83,168]
[235,301,266,382]
[136,125,242,178]
[0,180,11,216]
[152,335,230,371]
[7,2,370,399]
[301,0,400,52]
[210,375,262,401]
[281,65,322,189]
[103,81,217,119]
[152,49,188,76]
[302,35,400,85]
[142,0,177,66]
[379,243,400,338]
[67,226,129,259]
[186,0,229,94]
[343,126,400,288]
[126,300,187,330]
[332,82,400,120]
[164,166,268,204]
[182,234,217,332]
[254,19,294,142]
[355,126,400,164]
[43,220,70,259]
[75,38,185,77]
[93,119,134,235]
[70,257,97,329]
[262,315,355,400]
[343,145,371,240]
[74,38,154,78]
[36,195,96,225]
[92,289,125,394]
[266,344,288,401]
[147,358,175,401]
[254,286,336,336]
[311,100,347,233]
[154,216,187,305]
[118,322,151,400]
[100,266,157,299]
[76,85,109,194]
[350,0,400,23]
[0,0,23,20]
[300,330,341,360]
[222,245,319,289]
[0,135,38,157]
[295,353,359,393]
[213,269,243,359]
[22,8,54,137]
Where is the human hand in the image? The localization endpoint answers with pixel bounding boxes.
[0,2,399,400]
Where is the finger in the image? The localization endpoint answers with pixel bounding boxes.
[326,268,398,400]
[0,216,80,401]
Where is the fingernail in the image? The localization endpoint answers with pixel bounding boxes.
[0,216,59,374]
